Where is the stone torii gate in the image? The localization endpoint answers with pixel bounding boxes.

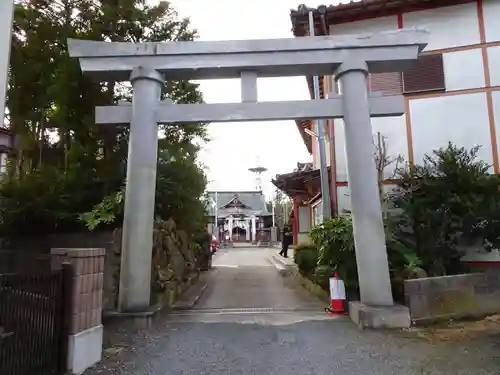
[68,29,428,327]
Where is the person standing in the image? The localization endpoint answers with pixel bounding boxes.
[278,225,292,258]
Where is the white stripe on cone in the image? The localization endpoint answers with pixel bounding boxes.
[328,273,346,313]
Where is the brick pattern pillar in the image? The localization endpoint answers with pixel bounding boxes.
[51,248,105,332]
[51,248,105,374]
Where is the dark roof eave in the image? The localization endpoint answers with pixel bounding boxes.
[295,119,313,153]
[272,167,328,191]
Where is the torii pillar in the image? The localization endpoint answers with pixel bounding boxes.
[118,67,164,312]
[68,29,428,327]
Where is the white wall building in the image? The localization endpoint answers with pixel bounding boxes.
[291,0,500,218]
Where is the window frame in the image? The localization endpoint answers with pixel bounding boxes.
[367,53,446,96]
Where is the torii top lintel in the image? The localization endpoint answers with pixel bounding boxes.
[67,28,428,82]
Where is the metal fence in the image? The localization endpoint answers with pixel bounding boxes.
[0,264,72,375]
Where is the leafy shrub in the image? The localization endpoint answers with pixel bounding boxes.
[308,214,423,299]
[190,231,212,270]
[390,143,500,276]
[79,186,125,230]
[293,243,318,275]
[313,265,335,290]
[309,215,359,291]
[298,143,500,303]
[0,165,109,235]
[193,231,211,249]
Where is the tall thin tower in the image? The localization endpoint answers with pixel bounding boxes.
[248,156,267,192]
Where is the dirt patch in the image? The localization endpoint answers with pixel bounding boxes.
[404,314,500,343]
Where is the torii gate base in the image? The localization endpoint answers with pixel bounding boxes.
[68,29,429,328]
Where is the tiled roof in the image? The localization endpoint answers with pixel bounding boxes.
[290,1,457,37]
[291,2,394,37]
[272,166,328,198]
[296,162,314,172]
[206,191,271,217]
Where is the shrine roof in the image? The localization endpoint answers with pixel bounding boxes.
[206,191,271,217]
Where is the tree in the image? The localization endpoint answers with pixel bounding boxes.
[154,142,208,234]
[273,189,285,228]
[9,0,206,174]
[266,188,293,228]
[373,132,403,218]
[80,142,208,235]
[340,132,403,216]
[1,0,208,236]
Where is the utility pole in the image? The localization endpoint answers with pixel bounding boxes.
[284,200,288,225]
[214,191,219,240]
[0,1,14,128]
[272,200,275,227]
[308,11,332,221]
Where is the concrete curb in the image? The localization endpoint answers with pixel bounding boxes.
[295,273,330,303]
[103,305,163,319]
[103,272,210,322]
[267,255,297,277]
[172,272,209,310]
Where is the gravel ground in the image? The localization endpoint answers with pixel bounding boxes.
[85,247,500,375]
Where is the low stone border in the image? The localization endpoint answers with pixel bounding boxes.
[404,269,500,324]
[172,271,210,310]
[103,270,209,320]
[295,272,330,303]
[268,255,297,277]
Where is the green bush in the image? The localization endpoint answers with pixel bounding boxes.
[293,243,318,275]
[298,143,500,302]
[390,142,500,276]
[0,165,110,235]
[308,214,421,298]
[313,265,335,290]
[309,215,359,291]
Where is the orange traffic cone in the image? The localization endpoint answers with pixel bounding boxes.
[326,272,347,315]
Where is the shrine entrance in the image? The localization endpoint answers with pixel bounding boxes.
[232,226,247,242]
[207,191,270,244]
[67,29,428,326]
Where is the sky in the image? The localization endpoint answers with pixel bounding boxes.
[147,0,332,198]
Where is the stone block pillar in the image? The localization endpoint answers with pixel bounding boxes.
[251,216,257,244]
[51,248,105,375]
[207,223,214,236]
[228,216,233,241]
[270,226,278,244]
[245,218,250,241]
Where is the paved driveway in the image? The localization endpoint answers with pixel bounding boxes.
[193,246,324,311]
[85,246,499,375]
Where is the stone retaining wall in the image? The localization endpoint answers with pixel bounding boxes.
[3,221,205,312]
[404,269,500,323]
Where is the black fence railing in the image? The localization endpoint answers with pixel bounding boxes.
[0,263,72,375]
